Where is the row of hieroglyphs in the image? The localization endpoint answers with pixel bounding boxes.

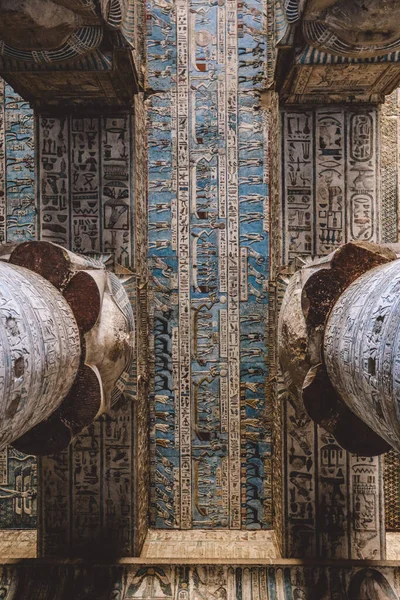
[0,564,400,599]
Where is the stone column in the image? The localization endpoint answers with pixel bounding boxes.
[268,0,400,561]
[278,252,387,560]
[0,240,135,458]
[325,257,400,453]
[0,260,81,449]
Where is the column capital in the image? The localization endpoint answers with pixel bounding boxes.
[0,0,145,109]
[268,0,400,104]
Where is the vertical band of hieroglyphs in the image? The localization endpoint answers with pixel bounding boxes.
[176,0,192,530]
[4,84,35,243]
[226,0,241,529]
[380,91,399,244]
[0,79,5,242]
[316,111,345,255]
[346,110,379,245]
[282,110,314,261]
[70,117,101,254]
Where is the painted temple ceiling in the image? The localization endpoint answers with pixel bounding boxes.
[1,0,400,585]
[147,0,271,530]
[0,0,273,535]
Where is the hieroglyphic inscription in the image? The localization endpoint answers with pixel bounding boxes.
[283,107,379,261]
[350,454,383,560]
[226,0,241,530]
[103,404,133,554]
[346,111,379,244]
[71,422,102,550]
[380,91,399,244]
[38,116,69,246]
[148,0,270,530]
[70,117,101,254]
[102,115,132,266]
[1,563,400,599]
[316,110,345,255]
[41,405,136,557]
[38,109,144,556]
[285,395,383,559]
[176,0,192,530]
[4,84,35,243]
[0,449,7,486]
[317,427,348,558]
[282,111,313,261]
[0,79,5,242]
[38,115,133,264]
[132,93,150,553]
[284,384,317,556]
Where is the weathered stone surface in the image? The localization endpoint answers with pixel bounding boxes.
[278,272,310,398]
[0,0,81,51]
[331,241,396,279]
[273,2,400,104]
[304,0,400,57]
[0,0,143,108]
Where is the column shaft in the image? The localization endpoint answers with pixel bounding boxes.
[325,259,400,452]
[0,262,81,447]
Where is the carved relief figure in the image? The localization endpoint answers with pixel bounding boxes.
[280,0,400,58]
[348,569,398,600]
[0,0,133,65]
